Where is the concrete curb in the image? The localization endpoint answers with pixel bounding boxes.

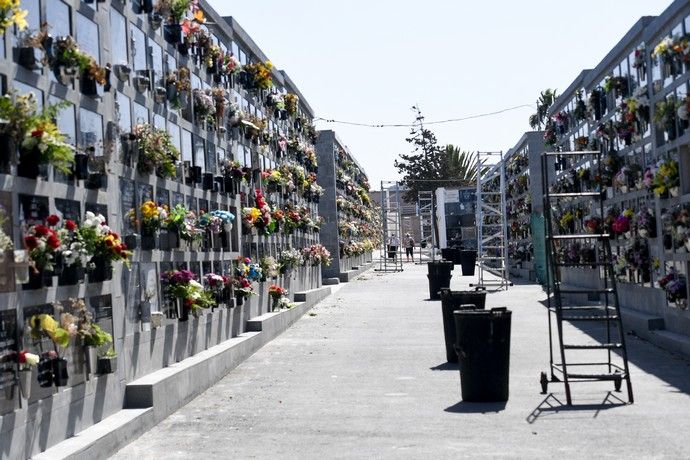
[338,262,374,282]
[32,286,332,460]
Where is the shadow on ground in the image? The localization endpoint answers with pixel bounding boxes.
[526,392,627,424]
[445,401,507,413]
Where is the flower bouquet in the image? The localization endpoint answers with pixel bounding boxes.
[23,217,62,288]
[636,208,657,238]
[28,313,71,387]
[302,244,332,267]
[659,268,687,307]
[161,269,216,321]
[131,123,180,178]
[582,215,601,234]
[652,158,680,198]
[79,212,132,281]
[268,284,289,311]
[205,272,230,306]
[278,248,304,274]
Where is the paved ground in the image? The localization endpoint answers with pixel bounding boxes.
[112,262,690,459]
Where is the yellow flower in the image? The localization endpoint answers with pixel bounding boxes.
[12,7,27,29]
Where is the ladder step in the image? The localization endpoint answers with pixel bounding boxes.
[549,234,610,240]
[566,372,627,380]
[548,192,604,198]
[561,315,620,321]
[563,343,622,350]
[544,151,600,156]
[554,262,611,267]
[556,288,615,295]
[557,305,617,312]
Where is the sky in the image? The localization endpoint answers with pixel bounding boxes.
[208,0,672,189]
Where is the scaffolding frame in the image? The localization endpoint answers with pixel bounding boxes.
[416,190,434,264]
[473,151,511,290]
[376,181,404,272]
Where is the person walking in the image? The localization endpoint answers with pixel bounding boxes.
[387,233,400,259]
[405,233,415,262]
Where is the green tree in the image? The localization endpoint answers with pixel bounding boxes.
[394,107,481,202]
[528,88,557,130]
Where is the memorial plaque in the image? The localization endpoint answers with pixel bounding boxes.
[0,309,17,393]
[206,143,216,174]
[137,183,153,203]
[156,188,169,207]
[120,178,136,228]
[18,194,49,226]
[186,195,196,213]
[85,203,108,221]
[55,199,81,222]
[89,295,113,321]
[172,192,185,207]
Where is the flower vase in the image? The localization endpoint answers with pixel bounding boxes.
[236,293,244,306]
[17,145,40,179]
[18,370,32,399]
[664,234,673,250]
[58,264,84,286]
[271,298,279,312]
[140,228,158,251]
[666,122,677,141]
[0,132,15,173]
[670,186,680,198]
[175,297,189,322]
[18,47,42,70]
[80,72,99,97]
[23,269,52,290]
[88,255,113,282]
[52,357,69,387]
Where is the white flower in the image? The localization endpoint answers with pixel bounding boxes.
[24,352,39,365]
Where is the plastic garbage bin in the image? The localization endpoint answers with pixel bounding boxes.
[459,250,477,276]
[441,248,456,263]
[427,261,454,300]
[440,288,487,362]
[453,307,512,402]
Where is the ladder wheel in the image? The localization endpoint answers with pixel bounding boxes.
[614,374,622,392]
[540,371,548,394]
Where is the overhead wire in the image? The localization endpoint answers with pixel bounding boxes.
[313,104,534,128]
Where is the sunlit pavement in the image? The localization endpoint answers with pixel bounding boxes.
[111,261,690,459]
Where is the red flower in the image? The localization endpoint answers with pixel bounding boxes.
[24,236,38,249]
[105,238,114,248]
[18,350,28,364]
[33,225,49,237]
[111,232,120,240]
[46,215,60,226]
[65,220,77,231]
[31,129,43,138]
[46,234,61,249]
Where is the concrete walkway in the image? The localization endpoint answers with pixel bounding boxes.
[111,263,690,459]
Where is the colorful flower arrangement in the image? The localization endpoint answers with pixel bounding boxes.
[636,208,657,238]
[242,60,273,90]
[658,268,687,303]
[268,284,289,311]
[204,272,230,293]
[582,215,601,234]
[278,248,304,273]
[651,158,679,197]
[52,35,107,85]
[161,269,216,312]
[302,244,332,266]
[132,123,180,178]
[24,217,62,273]
[0,0,27,34]
[612,209,634,235]
[79,212,132,268]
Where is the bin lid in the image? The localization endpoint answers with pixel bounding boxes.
[453,307,510,317]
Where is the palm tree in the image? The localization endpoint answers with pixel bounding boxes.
[444,144,480,186]
[529,88,558,130]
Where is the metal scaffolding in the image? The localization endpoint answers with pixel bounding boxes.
[416,190,435,264]
[473,151,511,290]
[377,181,404,272]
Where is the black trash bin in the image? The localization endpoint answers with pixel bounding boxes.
[459,250,477,276]
[427,261,454,300]
[441,248,456,262]
[454,307,512,402]
[440,288,487,363]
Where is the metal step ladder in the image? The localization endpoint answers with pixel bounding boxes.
[540,149,633,405]
[473,151,511,290]
[415,190,435,264]
[376,181,404,272]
